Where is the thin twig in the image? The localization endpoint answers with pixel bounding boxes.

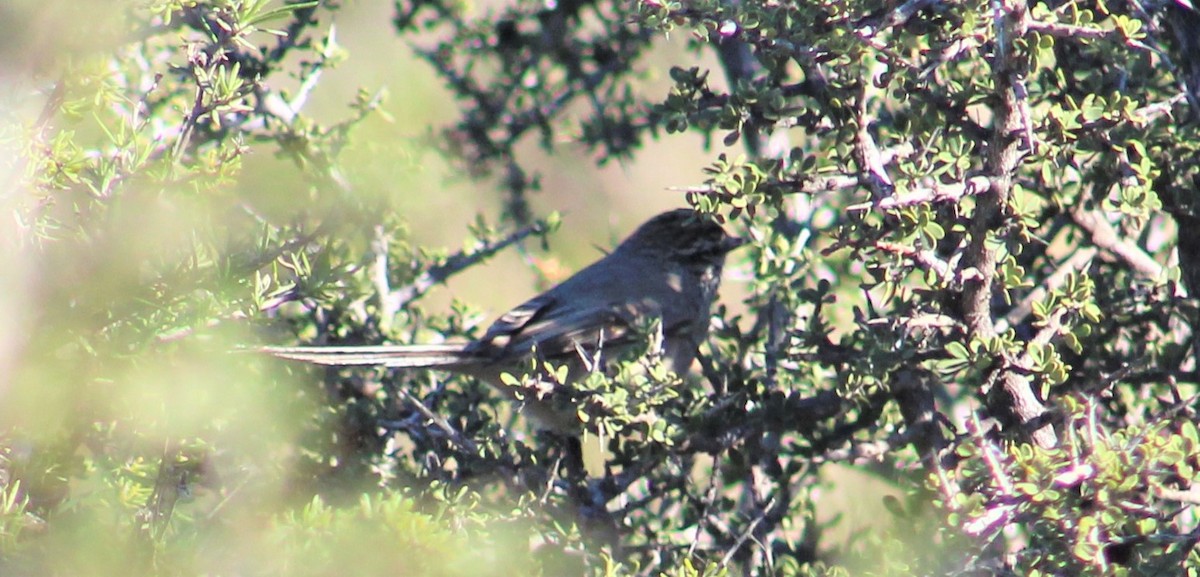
[393,386,479,455]
[385,220,548,311]
[718,497,776,568]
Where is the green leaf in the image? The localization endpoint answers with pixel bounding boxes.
[242,1,320,28]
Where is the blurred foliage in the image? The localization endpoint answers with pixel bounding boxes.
[4,0,1200,575]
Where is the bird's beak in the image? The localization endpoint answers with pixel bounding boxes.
[722,236,748,253]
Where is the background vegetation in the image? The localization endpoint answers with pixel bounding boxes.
[3,0,1200,575]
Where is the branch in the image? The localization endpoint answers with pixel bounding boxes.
[874,241,955,285]
[1162,2,1200,116]
[959,0,1056,448]
[678,390,849,455]
[1118,93,1187,127]
[847,175,992,212]
[372,225,397,329]
[713,0,767,157]
[1069,205,1164,280]
[892,369,956,470]
[852,85,895,201]
[1026,20,1156,53]
[960,414,1018,538]
[385,220,548,312]
[1014,306,1070,374]
[390,386,480,456]
[717,496,777,569]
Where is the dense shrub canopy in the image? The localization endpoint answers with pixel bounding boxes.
[3,0,1200,575]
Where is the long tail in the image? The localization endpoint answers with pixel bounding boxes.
[260,344,484,369]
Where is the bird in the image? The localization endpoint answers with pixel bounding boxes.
[262,209,745,432]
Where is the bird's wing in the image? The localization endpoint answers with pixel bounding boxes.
[473,292,559,349]
[469,292,689,363]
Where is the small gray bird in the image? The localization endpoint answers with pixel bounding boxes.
[263,209,744,431]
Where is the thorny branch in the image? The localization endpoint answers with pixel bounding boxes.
[960,0,1057,448]
[384,220,551,312]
